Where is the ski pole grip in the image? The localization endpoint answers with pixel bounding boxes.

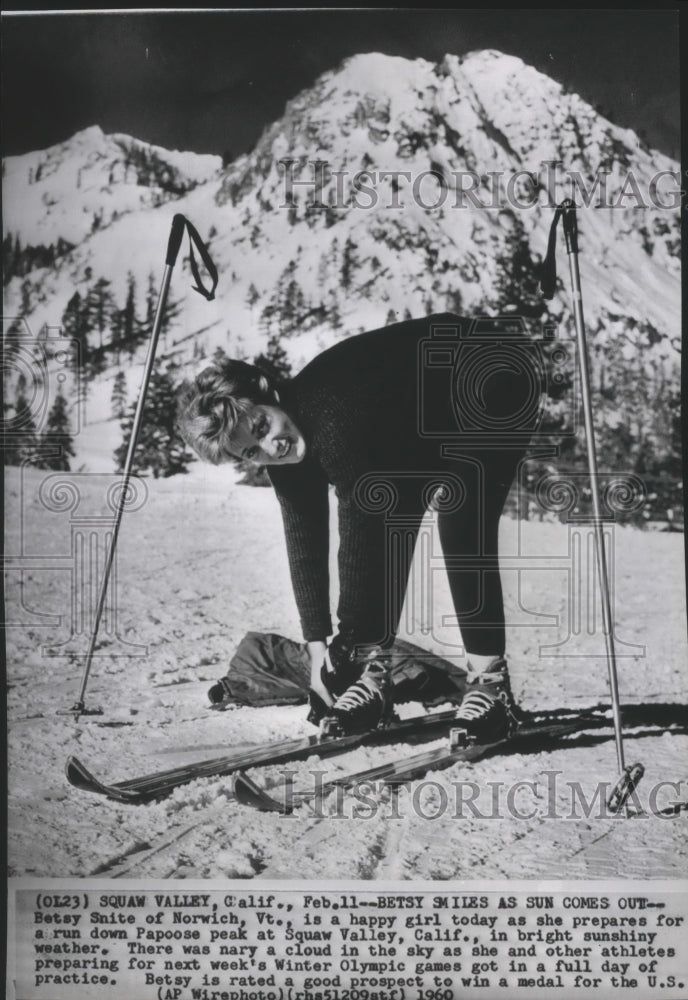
[166,214,187,267]
[562,200,579,255]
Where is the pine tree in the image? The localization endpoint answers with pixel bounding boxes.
[39,390,75,470]
[145,272,157,332]
[341,236,358,290]
[142,270,180,348]
[329,292,343,332]
[111,371,127,420]
[4,390,40,466]
[110,306,125,364]
[114,365,193,478]
[19,278,32,315]
[254,333,291,384]
[3,312,27,355]
[491,221,545,320]
[119,272,140,356]
[159,287,181,346]
[61,291,91,371]
[259,303,278,342]
[85,277,115,349]
[283,277,306,333]
[76,369,90,427]
[272,260,307,336]
[246,283,260,309]
[317,252,330,290]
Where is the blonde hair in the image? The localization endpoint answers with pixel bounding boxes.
[176,360,279,465]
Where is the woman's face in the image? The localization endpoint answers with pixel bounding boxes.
[225,404,306,466]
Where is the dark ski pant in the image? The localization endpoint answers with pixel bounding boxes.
[335,446,527,658]
[336,341,539,659]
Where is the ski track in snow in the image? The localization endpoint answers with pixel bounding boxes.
[6,466,688,880]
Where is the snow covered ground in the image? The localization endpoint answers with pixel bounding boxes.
[5,464,687,880]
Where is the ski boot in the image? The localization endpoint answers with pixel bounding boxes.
[450,658,520,747]
[307,632,366,727]
[208,677,234,710]
[320,647,395,736]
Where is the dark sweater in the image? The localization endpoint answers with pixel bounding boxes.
[267,313,533,642]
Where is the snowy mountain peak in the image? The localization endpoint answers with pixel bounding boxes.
[61,124,106,147]
[458,48,528,69]
[332,50,435,93]
[3,127,221,250]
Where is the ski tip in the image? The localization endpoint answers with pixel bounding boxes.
[233,772,288,813]
[232,771,262,803]
[65,755,95,790]
[65,755,141,803]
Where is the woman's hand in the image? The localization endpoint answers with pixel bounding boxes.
[307,640,333,708]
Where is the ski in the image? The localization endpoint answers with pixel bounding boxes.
[65,707,462,803]
[233,712,613,813]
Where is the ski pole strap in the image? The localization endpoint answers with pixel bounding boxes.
[166,213,219,301]
[539,198,577,300]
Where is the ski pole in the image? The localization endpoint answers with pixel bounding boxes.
[62,214,218,719]
[540,199,644,813]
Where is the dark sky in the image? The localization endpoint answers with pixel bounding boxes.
[1,9,682,160]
